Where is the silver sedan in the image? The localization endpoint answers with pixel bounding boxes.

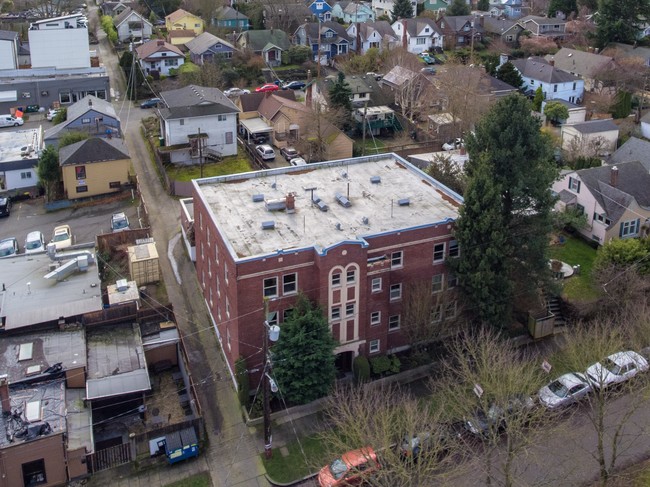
[539,372,592,409]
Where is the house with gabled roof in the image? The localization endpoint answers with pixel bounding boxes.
[135,39,185,76]
[294,21,351,64]
[422,0,449,15]
[518,15,567,40]
[602,42,650,67]
[372,0,417,19]
[347,21,398,54]
[510,56,584,103]
[100,0,138,17]
[561,119,619,158]
[113,7,152,42]
[212,5,250,31]
[168,29,197,46]
[236,29,291,67]
[480,16,524,45]
[544,48,615,92]
[502,0,524,19]
[331,1,375,23]
[306,0,333,21]
[159,85,240,161]
[437,15,485,50]
[392,17,443,54]
[552,161,650,244]
[186,32,237,65]
[608,137,650,166]
[59,137,131,199]
[165,8,204,36]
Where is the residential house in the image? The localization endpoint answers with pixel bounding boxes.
[552,161,650,244]
[113,7,153,43]
[371,0,417,19]
[481,16,523,45]
[168,29,197,47]
[165,8,204,36]
[159,85,240,162]
[561,119,619,158]
[313,73,389,109]
[541,98,586,125]
[381,65,435,120]
[294,21,351,64]
[59,138,131,199]
[28,14,90,69]
[262,3,313,31]
[544,48,615,92]
[0,127,42,193]
[44,95,121,147]
[608,137,650,166]
[237,90,297,143]
[0,30,19,70]
[437,15,484,50]
[185,153,463,387]
[236,29,291,67]
[641,112,650,139]
[353,105,402,135]
[100,1,138,17]
[510,56,584,103]
[422,0,449,16]
[306,0,333,21]
[212,6,250,31]
[502,0,523,19]
[347,21,398,54]
[331,1,375,23]
[135,39,185,76]
[391,17,443,54]
[603,43,650,67]
[518,15,567,40]
[186,32,237,65]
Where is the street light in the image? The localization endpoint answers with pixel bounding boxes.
[263,317,280,459]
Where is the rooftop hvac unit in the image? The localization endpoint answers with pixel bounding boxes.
[265,198,286,211]
[316,200,328,212]
[335,193,351,208]
[335,222,342,230]
[362,216,369,225]
[116,279,128,292]
[312,194,321,203]
[398,198,410,206]
[261,221,275,230]
[370,176,381,184]
[252,194,264,202]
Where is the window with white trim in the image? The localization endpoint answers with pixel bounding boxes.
[267,311,278,326]
[569,177,580,193]
[388,314,400,331]
[371,277,382,292]
[390,283,402,301]
[391,251,403,268]
[431,305,442,323]
[449,240,459,258]
[447,272,458,289]
[432,274,443,293]
[283,273,297,294]
[346,303,355,317]
[593,213,611,225]
[369,339,380,353]
[332,272,341,286]
[370,311,381,325]
[347,269,356,283]
[217,114,227,121]
[433,243,445,263]
[445,301,457,319]
[331,306,341,320]
[620,219,640,238]
[263,277,278,297]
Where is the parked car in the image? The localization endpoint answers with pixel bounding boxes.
[255,84,280,93]
[539,372,592,409]
[111,212,130,232]
[0,115,23,127]
[251,133,268,144]
[46,108,61,121]
[366,72,383,81]
[318,446,380,487]
[399,432,432,460]
[421,67,436,75]
[0,196,10,217]
[51,225,72,250]
[465,395,534,436]
[442,138,463,151]
[224,87,250,97]
[24,231,46,254]
[289,157,307,166]
[140,98,161,108]
[586,351,649,389]
[0,237,18,258]
[280,146,299,161]
[255,144,276,161]
[282,81,306,90]
[422,55,436,65]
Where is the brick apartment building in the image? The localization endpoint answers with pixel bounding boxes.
[187,153,463,386]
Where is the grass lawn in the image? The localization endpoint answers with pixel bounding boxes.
[167,150,253,182]
[263,435,328,483]
[163,472,211,487]
[355,137,387,155]
[549,233,600,302]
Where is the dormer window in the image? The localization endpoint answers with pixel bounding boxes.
[463,24,470,31]
[326,31,333,38]
[316,2,323,9]
[425,27,430,32]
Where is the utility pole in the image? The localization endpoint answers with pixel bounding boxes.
[361,101,368,156]
[317,18,322,80]
[198,127,204,179]
[262,299,280,459]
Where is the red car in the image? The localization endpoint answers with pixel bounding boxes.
[255,83,280,93]
[318,447,380,487]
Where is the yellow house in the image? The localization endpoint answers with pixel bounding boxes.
[165,9,204,36]
[59,137,131,200]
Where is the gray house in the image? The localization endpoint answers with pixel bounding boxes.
[236,29,290,67]
[186,32,237,65]
[44,95,121,147]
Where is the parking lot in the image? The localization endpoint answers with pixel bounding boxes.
[0,196,141,251]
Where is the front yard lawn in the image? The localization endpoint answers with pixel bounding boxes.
[167,150,253,182]
[549,233,600,302]
[263,435,327,483]
[355,137,387,155]
[163,472,211,487]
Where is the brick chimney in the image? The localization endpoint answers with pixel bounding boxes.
[0,375,10,415]
[479,15,484,27]
[549,58,555,66]
[402,19,408,50]
[157,40,165,46]
[610,166,618,187]
[285,193,296,213]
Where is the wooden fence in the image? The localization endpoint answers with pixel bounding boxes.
[87,443,132,473]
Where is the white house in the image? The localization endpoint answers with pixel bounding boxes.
[541,99,585,125]
[114,8,153,43]
[159,85,240,161]
[510,56,584,104]
[28,14,90,69]
[372,0,417,19]
[391,18,443,55]
[560,119,619,158]
[0,127,43,193]
[135,40,184,76]
[346,21,398,54]
[0,30,19,70]
[641,112,650,139]
[552,162,650,244]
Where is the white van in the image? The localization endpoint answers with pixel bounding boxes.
[0,116,23,128]
[255,144,276,161]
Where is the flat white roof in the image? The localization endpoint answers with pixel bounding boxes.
[0,127,42,164]
[194,153,463,260]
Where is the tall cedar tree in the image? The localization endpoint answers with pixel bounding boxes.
[496,62,523,90]
[452,95,557,329]
[532,86,544,112]
[329,72,353,113]
[594,0,650,48]
[271,294,338,405]
[447,0,470,16]
[391,0,414,21]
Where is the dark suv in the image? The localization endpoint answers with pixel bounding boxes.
[0,196,10,217]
